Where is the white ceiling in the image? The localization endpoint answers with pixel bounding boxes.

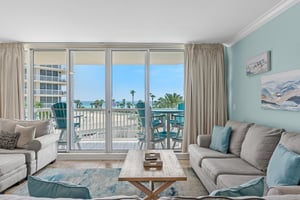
[0,0,298,46]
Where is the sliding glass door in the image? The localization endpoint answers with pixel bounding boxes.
[26,46,184,153]
[111,51,147,152]
[31,50,67,151]
[70,50,106,151]
[150,51,184,150]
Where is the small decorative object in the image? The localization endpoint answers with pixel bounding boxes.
[145,153,160,160]
[246,51,271,75]
[261,69,300,111]
[144,152,163,170]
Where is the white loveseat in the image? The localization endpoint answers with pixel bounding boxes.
[0,118,59,192]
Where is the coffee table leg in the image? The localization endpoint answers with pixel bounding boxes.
[129,181,175,200]
[149,181,154,191]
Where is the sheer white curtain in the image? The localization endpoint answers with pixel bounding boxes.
[182,44,227,152]
[0,43,24,119]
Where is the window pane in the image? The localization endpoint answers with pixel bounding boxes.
[33,51,67,151]
[150,51,184,151]
[72,50,106,151]
[112,51,146,152]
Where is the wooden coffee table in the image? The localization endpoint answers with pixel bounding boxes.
[118,150,187,200]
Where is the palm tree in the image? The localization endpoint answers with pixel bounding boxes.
[94,99,104,109]
[130,90,136,106]
[126,102,132,108]
[150,93,156,106]
[155,93,183,108]
[120,99,126,108]
[112,99,116,108]
[90,102,95,108]
[74,100,82,108]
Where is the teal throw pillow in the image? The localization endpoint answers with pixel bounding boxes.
[28,176,92,199]
[210,177,264,197]
[209,126,232,153]
[267,144,300,188]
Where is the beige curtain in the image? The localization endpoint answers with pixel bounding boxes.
[0,43,24,119]
[182,44,227,152]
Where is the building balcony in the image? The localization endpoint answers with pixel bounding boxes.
[34,74,66,83]
[34,89,66,96]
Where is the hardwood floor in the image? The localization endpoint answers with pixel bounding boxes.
[4,159,190,194]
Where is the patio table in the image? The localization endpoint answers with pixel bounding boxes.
[152,109,183,149]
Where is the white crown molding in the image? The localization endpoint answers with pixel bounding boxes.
[225,0,300,47]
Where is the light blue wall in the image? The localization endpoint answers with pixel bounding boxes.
[228,3,300,132]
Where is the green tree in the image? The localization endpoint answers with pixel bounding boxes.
[130,90,136,106]
[120,99,126,108]
[94,99,104,109]
[74,100,82,108]
[126,102,132,108]
[150,93,156,106]
[155,93,183,108]
[34,101,43,108]
[90,102,95,108]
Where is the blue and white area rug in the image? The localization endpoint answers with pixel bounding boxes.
[14,168,207,198]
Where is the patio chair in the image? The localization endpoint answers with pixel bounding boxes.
[135,102,166,149]
[51,102,82,150]
[171,102,184,149]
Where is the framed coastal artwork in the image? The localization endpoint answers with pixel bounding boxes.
[246,51,271,76]
[261,69,300,111]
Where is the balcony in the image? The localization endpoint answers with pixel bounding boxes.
[34,89,66,96]
[34,107,182,151]
[34,74,66,83]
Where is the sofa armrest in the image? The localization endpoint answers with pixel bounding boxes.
[26,133,59,152]
[267,186,300,196]
[197,135,211,148]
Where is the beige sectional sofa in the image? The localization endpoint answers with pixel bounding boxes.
[189,120,300,197]
[0,118,59,192]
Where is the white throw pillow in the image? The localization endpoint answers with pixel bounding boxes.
[15,124,36,148]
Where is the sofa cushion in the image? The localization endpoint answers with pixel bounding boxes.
[15,124,36,148]
[15,120,51,138]
[209,126,232,153]
[0,118,51,138]
[0,131,20,149]
[0,148,36,163]
[240,124,283,172]
[0,118,16,132]
[0,154,25,175]
[279,132,300,154]
[225,120,253,156]
[28,176,92,199]
[267,144,300,188]
[210,177,264,197]
[267,186,300,196]
[217,175,264,189]
[201,158,264,184]
[189,144,236,166]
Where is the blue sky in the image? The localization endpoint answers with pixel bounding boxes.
[74,64,184,102]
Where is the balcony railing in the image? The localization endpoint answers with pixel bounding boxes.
[35,65,66,70]
[34,89,66,95]
[33,107,183,151]
[34,108,140,142]
[34,74,66,82]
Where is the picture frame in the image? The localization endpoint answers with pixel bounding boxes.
[246,51,271,76]
[261,69,300,111]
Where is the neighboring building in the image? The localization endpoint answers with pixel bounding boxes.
[32,64,67,108]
